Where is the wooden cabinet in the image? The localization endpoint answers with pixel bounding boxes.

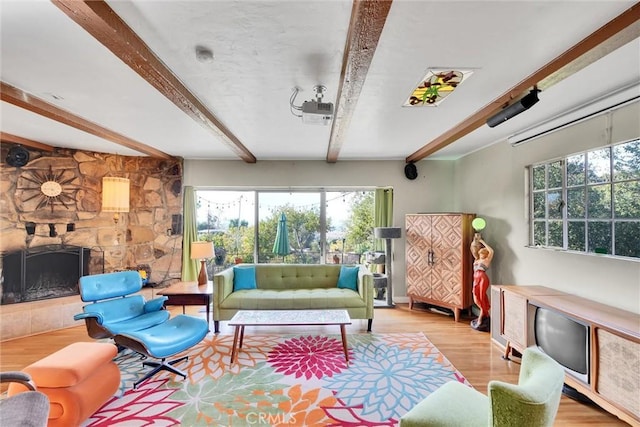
[495,285,640,426]
[405,213,474,321]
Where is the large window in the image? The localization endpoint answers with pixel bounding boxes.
[196,189,376,267]
[530,139,640,259]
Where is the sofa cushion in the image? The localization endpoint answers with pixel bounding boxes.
[234,266,257,291]
[337,265,359,291]
[255,264,340,290]
[220,289,366,310]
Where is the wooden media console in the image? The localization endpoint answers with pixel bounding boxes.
[494,285,640,426]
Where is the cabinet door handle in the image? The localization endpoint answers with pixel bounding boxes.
[428,250,434,266]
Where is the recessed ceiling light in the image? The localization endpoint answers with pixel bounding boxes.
[403,68,474,107]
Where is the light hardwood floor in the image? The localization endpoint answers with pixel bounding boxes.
[0,303,628,426]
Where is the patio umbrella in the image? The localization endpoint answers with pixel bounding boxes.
[272,213,291,261]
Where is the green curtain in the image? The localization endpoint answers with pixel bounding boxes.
[181,186,199,281]
[374,188,393,251]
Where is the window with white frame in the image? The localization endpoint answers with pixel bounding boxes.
[530,138,640,259]
[195,189,377,266]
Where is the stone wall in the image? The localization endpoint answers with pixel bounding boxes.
[0,144,184,286]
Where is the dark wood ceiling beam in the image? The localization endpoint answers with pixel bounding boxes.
[407,2,640,163]
[326,0,393,163]
[0,132,55,152]
[1,82,172,159]
[52,0,256,163]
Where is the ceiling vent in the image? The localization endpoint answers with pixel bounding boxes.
[290,85,334,125]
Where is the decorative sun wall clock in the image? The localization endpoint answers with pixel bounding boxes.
[403,68,474,107]
[19,165,76,212]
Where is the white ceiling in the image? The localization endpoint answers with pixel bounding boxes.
[1,1,639,161]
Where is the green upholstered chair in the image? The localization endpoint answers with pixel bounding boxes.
[400,347,565,427]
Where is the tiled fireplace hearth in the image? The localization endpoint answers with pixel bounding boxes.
[0,244,155,341]
[0,244,91,340]
[0,288,156,341]
[0,295,85,341]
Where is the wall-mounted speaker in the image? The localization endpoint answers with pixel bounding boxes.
[6,146,30,167]
[486,89,540,128]
[404,162,418,180]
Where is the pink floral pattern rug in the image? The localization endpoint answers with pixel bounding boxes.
[84,333,469,426]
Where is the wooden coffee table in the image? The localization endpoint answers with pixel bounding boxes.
[228,309,352,366]
[157,281,213,324]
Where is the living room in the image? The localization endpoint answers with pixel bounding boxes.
[1,1,639,426]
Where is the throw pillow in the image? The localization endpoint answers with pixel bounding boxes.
[337,265,359,291]
[233,266,257,291]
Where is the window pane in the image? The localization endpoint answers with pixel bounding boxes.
[588,184,611,219]
[532,166,545,191]
[588,221,611,254]
[533,221,546,246]
[547,191,563,219]
[548,220,563,247]
[567,154,585,186]
[258,192,321,264]
[615,221,640,257]
[196,191,255,269]
[548,161,563,188]
[567,188,585,218]
[613,139,640,181]
[529,141,639,259]
[326,191,374,264]
[533,192,545,218]
[588,148,611,184]
[568,221,585,251]
[614,181,640,219]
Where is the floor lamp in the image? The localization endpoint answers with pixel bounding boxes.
[374,227,402,307]
[191,241,214,286]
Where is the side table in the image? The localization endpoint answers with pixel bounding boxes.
[157,281,213,325]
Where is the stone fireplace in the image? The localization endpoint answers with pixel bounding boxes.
[0,144,184,340]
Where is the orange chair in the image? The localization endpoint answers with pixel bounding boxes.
[8,342,120,427]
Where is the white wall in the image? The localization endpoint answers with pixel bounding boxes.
[455,102,640,314]
[184,159,456,300]
[184,102,639,314]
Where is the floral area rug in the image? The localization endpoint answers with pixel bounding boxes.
[84,333,469,426]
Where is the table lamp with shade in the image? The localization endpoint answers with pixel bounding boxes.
[191,241,214,286]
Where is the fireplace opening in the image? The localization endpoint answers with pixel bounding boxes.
[1,245,90,305]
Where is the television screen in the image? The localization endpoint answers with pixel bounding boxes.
[535,307,589,376]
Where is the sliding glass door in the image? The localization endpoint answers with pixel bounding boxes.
[196,188,375,265]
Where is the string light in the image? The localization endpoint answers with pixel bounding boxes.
[196,191,367,224]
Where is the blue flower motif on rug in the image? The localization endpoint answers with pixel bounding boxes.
[86,333,468,426]
[324,338,464,421]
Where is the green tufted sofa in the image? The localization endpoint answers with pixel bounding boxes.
[213,264,374,333]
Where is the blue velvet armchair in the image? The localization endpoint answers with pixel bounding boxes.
[74,271,209,389]
[74,271,170,339]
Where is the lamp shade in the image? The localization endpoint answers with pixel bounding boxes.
[102,177,130,212]
[191,241,214,260]
[472,217,486,231]
[374,227,402,239]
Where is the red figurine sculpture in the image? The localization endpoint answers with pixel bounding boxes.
[470,236,494,332]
